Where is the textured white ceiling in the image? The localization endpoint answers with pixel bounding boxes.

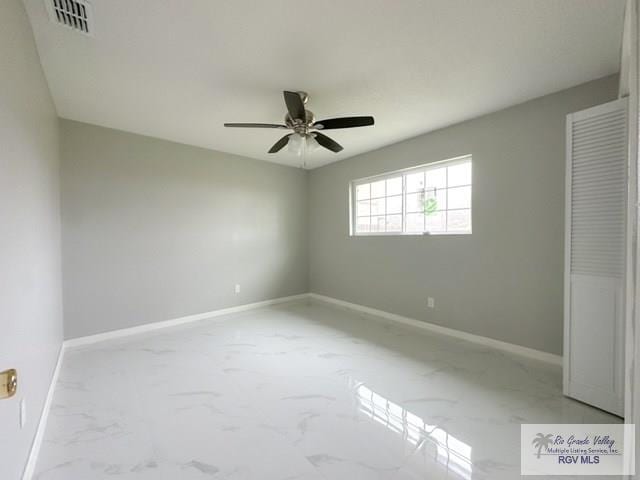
[24,0,625,168]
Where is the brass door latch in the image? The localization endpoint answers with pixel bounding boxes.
[0,369,17,399]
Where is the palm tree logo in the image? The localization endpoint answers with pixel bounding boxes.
[532,433,554,459]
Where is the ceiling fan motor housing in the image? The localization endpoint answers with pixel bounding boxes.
[285,109,315,135]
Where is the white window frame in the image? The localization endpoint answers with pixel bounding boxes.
[349,155,472,236]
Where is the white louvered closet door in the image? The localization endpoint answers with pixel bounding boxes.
[564,98,628,416]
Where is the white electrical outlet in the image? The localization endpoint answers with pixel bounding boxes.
[427,297,435,309]
[235,284,241,294]
[19,398,26,428]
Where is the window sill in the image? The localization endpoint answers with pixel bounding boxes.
[350,231,472,237]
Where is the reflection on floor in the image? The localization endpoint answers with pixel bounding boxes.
[356,382,473,479]
[34,300,618,479]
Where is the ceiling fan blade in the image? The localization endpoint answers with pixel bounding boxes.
[224,123,287,129]
[314,132,343,153]
[313,116,374,130]
[268,134,292,153]
[283,91,306,121]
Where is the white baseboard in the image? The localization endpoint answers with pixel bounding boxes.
[309,293,563,367]
[64,293,310,348]
[22,344,66,480]
[65,290,562,361]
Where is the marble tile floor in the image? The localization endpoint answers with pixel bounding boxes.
[33,300,620,480]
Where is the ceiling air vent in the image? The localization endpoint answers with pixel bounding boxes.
[45,0,94,36]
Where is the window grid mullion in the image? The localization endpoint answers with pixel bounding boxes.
[444,166,449,232]
[418,173,424,233]
[382,180,387,233]
[402,174,407,233]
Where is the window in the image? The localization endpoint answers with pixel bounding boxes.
[351,155,472,235]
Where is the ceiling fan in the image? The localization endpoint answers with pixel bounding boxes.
[224,91,374,154]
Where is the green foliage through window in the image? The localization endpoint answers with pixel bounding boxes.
[424,197,438,215]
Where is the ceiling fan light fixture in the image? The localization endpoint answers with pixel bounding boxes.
[307,134,320,153]
[287,133,304,156]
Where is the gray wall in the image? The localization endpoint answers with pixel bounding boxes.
[308,75,619,355]
[61,120,308,339]
[0,1,63,478]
